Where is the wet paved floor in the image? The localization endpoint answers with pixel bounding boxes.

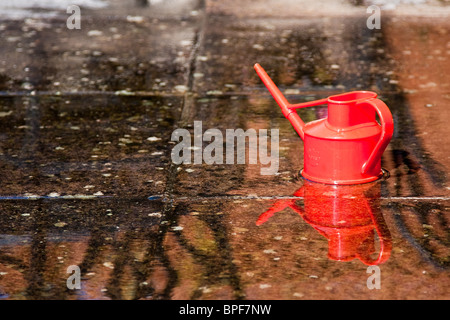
[0,0,449,300]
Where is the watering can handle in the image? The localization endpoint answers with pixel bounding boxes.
[360,98,394,175]
[254,64,328,140]
[357,199,392,265]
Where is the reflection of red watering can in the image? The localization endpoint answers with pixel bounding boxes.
[254,64,394,185]
[256,180,392,265]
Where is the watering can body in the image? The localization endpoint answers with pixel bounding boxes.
[300,181,388,263]
[254,64,394,185]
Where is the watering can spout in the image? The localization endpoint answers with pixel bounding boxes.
[254,63,306,139]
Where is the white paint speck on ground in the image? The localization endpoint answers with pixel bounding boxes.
[48,192,60,197]
[54,222,67,227]
[148,212,162,217]
[174,85,188,93]
[0,111,13,117]
[126,16,144,23]
[87,30,103,37]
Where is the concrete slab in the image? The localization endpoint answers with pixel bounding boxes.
[0,95,181,197]
[0,198,448,299]
[0,16,198,94]
[172,93,450,198]
[0,0,448,301]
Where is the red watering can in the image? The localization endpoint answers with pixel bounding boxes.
[256,180,392,265]
[254,64,394,185]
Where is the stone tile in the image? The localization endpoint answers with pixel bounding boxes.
[0,199,166,299]
[171,95,314,197]
[100,0,204,19]
[379,17,450,197]
[192,14,402,96]
[0,0,449,302]
[172,93,450,198]
[1,198,447,299]
[0,95,181,197]
[204,0,450,19]
[0,0,203,20]
[205,0,363,18]
[220,197,450,299]
[0,15,199,93]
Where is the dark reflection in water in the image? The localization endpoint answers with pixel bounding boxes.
[0,198,244,300]
[257,179,392,265]
[136,0,149,7]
